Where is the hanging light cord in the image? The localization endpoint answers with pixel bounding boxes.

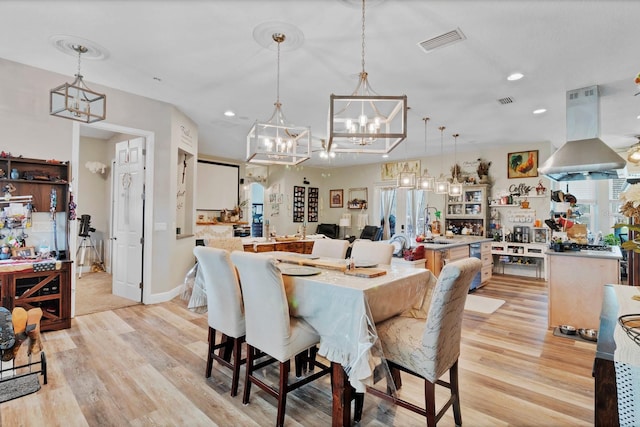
[439,126,446,175]
[274,33,284,107]
[361,0,366,75]
[423,117,430,152]
[453,133,459,179]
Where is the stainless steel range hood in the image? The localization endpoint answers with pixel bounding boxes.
[538,85,626,181]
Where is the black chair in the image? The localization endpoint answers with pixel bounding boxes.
[359,225,382,241]
[316,223,339,239]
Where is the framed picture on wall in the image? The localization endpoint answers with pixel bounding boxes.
[348,187,368,210]
[507,150,539,179]
[330,189,343,208]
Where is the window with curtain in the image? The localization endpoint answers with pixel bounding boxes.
[379,187,397,240]
[406,189,428,238]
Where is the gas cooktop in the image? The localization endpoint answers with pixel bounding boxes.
[569,243,612,252]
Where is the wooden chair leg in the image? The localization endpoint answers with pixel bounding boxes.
[390,366,402,389]
[295,353,303,377]
[354,392,364,422]
[277,360,290,427]
[230,336,242,397]
[242,345,254,405]
[220,334,233,362]
[206,327,215,378]
[425,380,437,427]
[450,361,462,426]
[308,346,317,372]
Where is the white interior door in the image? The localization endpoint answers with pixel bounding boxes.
[112,138,145,301]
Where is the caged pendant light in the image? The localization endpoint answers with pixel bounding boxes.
[397,162,416,188]
[327,0,407,154]
[49,45,106,123]
[417,117,435,191]
[247,33,311,165]
[434,126,449,194]
[449,133,463,196]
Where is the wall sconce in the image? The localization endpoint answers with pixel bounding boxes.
[85,161,106,174]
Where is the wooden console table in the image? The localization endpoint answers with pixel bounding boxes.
[0,260,71,331]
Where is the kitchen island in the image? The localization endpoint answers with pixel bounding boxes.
[547,246,623,330]
[416,236,493,281]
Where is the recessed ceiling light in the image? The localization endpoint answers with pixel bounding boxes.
[533,108,547,115]
[507,72,524,81]
[382,154,389,158]
[224,110,236,117]
[637,114,640,119]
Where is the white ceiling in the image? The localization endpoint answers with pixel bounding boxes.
[2,0,640,167]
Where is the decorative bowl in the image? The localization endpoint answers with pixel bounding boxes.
[578,328,598,342]
[559,324,576,335]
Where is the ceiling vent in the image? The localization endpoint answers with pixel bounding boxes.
[418,28,466,53]
[497,97,514,105]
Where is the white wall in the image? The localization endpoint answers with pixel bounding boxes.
[0,57,197,302]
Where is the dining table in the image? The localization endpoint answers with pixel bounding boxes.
[272,252,436,426]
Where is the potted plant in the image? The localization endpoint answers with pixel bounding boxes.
[477,158,491,184]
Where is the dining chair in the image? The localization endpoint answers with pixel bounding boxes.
[364,257,483,426]
[311,238,350,258]
[230,251,332,427]
[350,241,395,265]
[193,246,246,397]
[359,225,382,241]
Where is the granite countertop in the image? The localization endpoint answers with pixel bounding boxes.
[415,236,493,250]
[545,245,623,260]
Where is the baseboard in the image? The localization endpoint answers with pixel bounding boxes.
[145,284,183,305]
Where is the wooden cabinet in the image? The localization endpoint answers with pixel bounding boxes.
[547,252,620,329]
[480,241,493,283]
[444,184,489,237]
[0,156,69,214]
[424,245,470,277]
[0,261,71,331]
[243,240,314,254]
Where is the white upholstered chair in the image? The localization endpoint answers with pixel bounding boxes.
[193,246,246,397]
[350,241,395,265]
[311,238,350,259]
[230,251,332,427]
[365,257,483,426]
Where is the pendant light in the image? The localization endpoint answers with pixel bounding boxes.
[49,45,106,123]
[247,33,311,165]
[417,117,434,191]
[434,126,449,194]
[397,162,416,188]
[449,133,463,196]
[627,136,640,164]
[327,0,407,154]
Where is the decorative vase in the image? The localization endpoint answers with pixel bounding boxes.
[10,168,19,180]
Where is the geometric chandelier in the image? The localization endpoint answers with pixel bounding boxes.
[50,45,106,123]
[247,33,311,166]
[327,0,407,154]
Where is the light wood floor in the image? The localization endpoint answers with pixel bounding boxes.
[0,274,596,426]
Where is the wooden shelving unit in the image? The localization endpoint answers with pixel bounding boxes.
[0,156,72,332]
[444,184,490,237]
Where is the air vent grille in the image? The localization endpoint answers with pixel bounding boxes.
[418,28,466,53]
[497,97,514,105]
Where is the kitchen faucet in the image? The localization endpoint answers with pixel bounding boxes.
[424,206,438,236]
